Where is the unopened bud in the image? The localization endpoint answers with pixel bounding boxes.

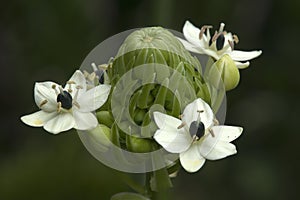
[213,54,240,91]
[126,135,154,153]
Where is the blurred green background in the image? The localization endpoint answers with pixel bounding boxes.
[1,0,299,199]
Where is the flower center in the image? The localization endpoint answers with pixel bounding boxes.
[92,63,105,84]
[189,121,205,139]
[56,90,73,109]
[189,110,205,140]
[215,34,225,51]
[52,83,82,112]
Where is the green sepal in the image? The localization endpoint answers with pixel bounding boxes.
[111,123,121,147]
[194,78,211,105]
[129,91,141,117]
[153,78,169,106]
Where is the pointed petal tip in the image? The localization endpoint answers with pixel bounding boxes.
[236,61,250,69]
[179,144,206,173]
[255,49,263,55]
[184,20,192,26]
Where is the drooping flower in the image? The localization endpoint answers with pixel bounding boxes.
[153,98,243,173]
[21,70,111,134]
[178,20,262,69]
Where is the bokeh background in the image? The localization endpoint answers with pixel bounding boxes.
[1,0,299,199]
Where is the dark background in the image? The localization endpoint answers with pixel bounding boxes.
[1,0,299,199]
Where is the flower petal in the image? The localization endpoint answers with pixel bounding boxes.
[199,130,238,160]
[211,125,243,142]
[44,113,75,134]
[154,128,192,153]
[34,82,58,112]
[153,112,182,131]
[73,111,98,131]
[65,70,87,97]
[176,37,202,54]
[179,143,206,173]
[76,84,111,112]
[235,61,250,69]
[182,98,214,129]
[21,110,57,127]
[183,21,202,47]
[229,50,262,61]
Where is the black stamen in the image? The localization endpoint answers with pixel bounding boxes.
[189,121,205,139]
[95,70,105,84]
[57,91,73,109]
[216,34,225,51]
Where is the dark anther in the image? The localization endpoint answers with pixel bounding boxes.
[216,34,225,51]
[57,91,73,109]
[95,70,105,84]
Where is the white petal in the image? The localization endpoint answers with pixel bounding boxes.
[183,21,202,47]
[235,61,250,69]
[65,70,87,97]
[34,82,58,112]
[229,50,262,61]
[153,128,192,153]
[179,143,206,173]
[153,112,182,131]
[76,84,111,112]
[44,113,75,134]
[21,110,57,127]
[176,37,202,54]
[73,111,98,131]
[199,133,238,160]
[211,125,243,142]
[182,98,214,129]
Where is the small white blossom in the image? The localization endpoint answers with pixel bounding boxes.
[153,98,243,173]
[21,70,111,134]
[178,20,262,69]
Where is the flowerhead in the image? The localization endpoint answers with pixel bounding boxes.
[83,61,112,89]
[179,20,262,69]
[153,98,243,173]
[21,70,111,134]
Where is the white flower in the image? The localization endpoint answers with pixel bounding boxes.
[178,20,262,69]
[21,70,111,134]
[153,98,243,173]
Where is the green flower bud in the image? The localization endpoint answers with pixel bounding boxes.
[86,124,112,152]
[213,54,240,91]
[96,111,114,128]
[126,135,154,153]
[108,27,203,111]
[106,27,210,153]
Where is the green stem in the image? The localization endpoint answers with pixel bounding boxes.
[145,172,152,197]
[120,173,146,195]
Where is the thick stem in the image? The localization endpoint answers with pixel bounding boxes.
[120,173,146,195]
